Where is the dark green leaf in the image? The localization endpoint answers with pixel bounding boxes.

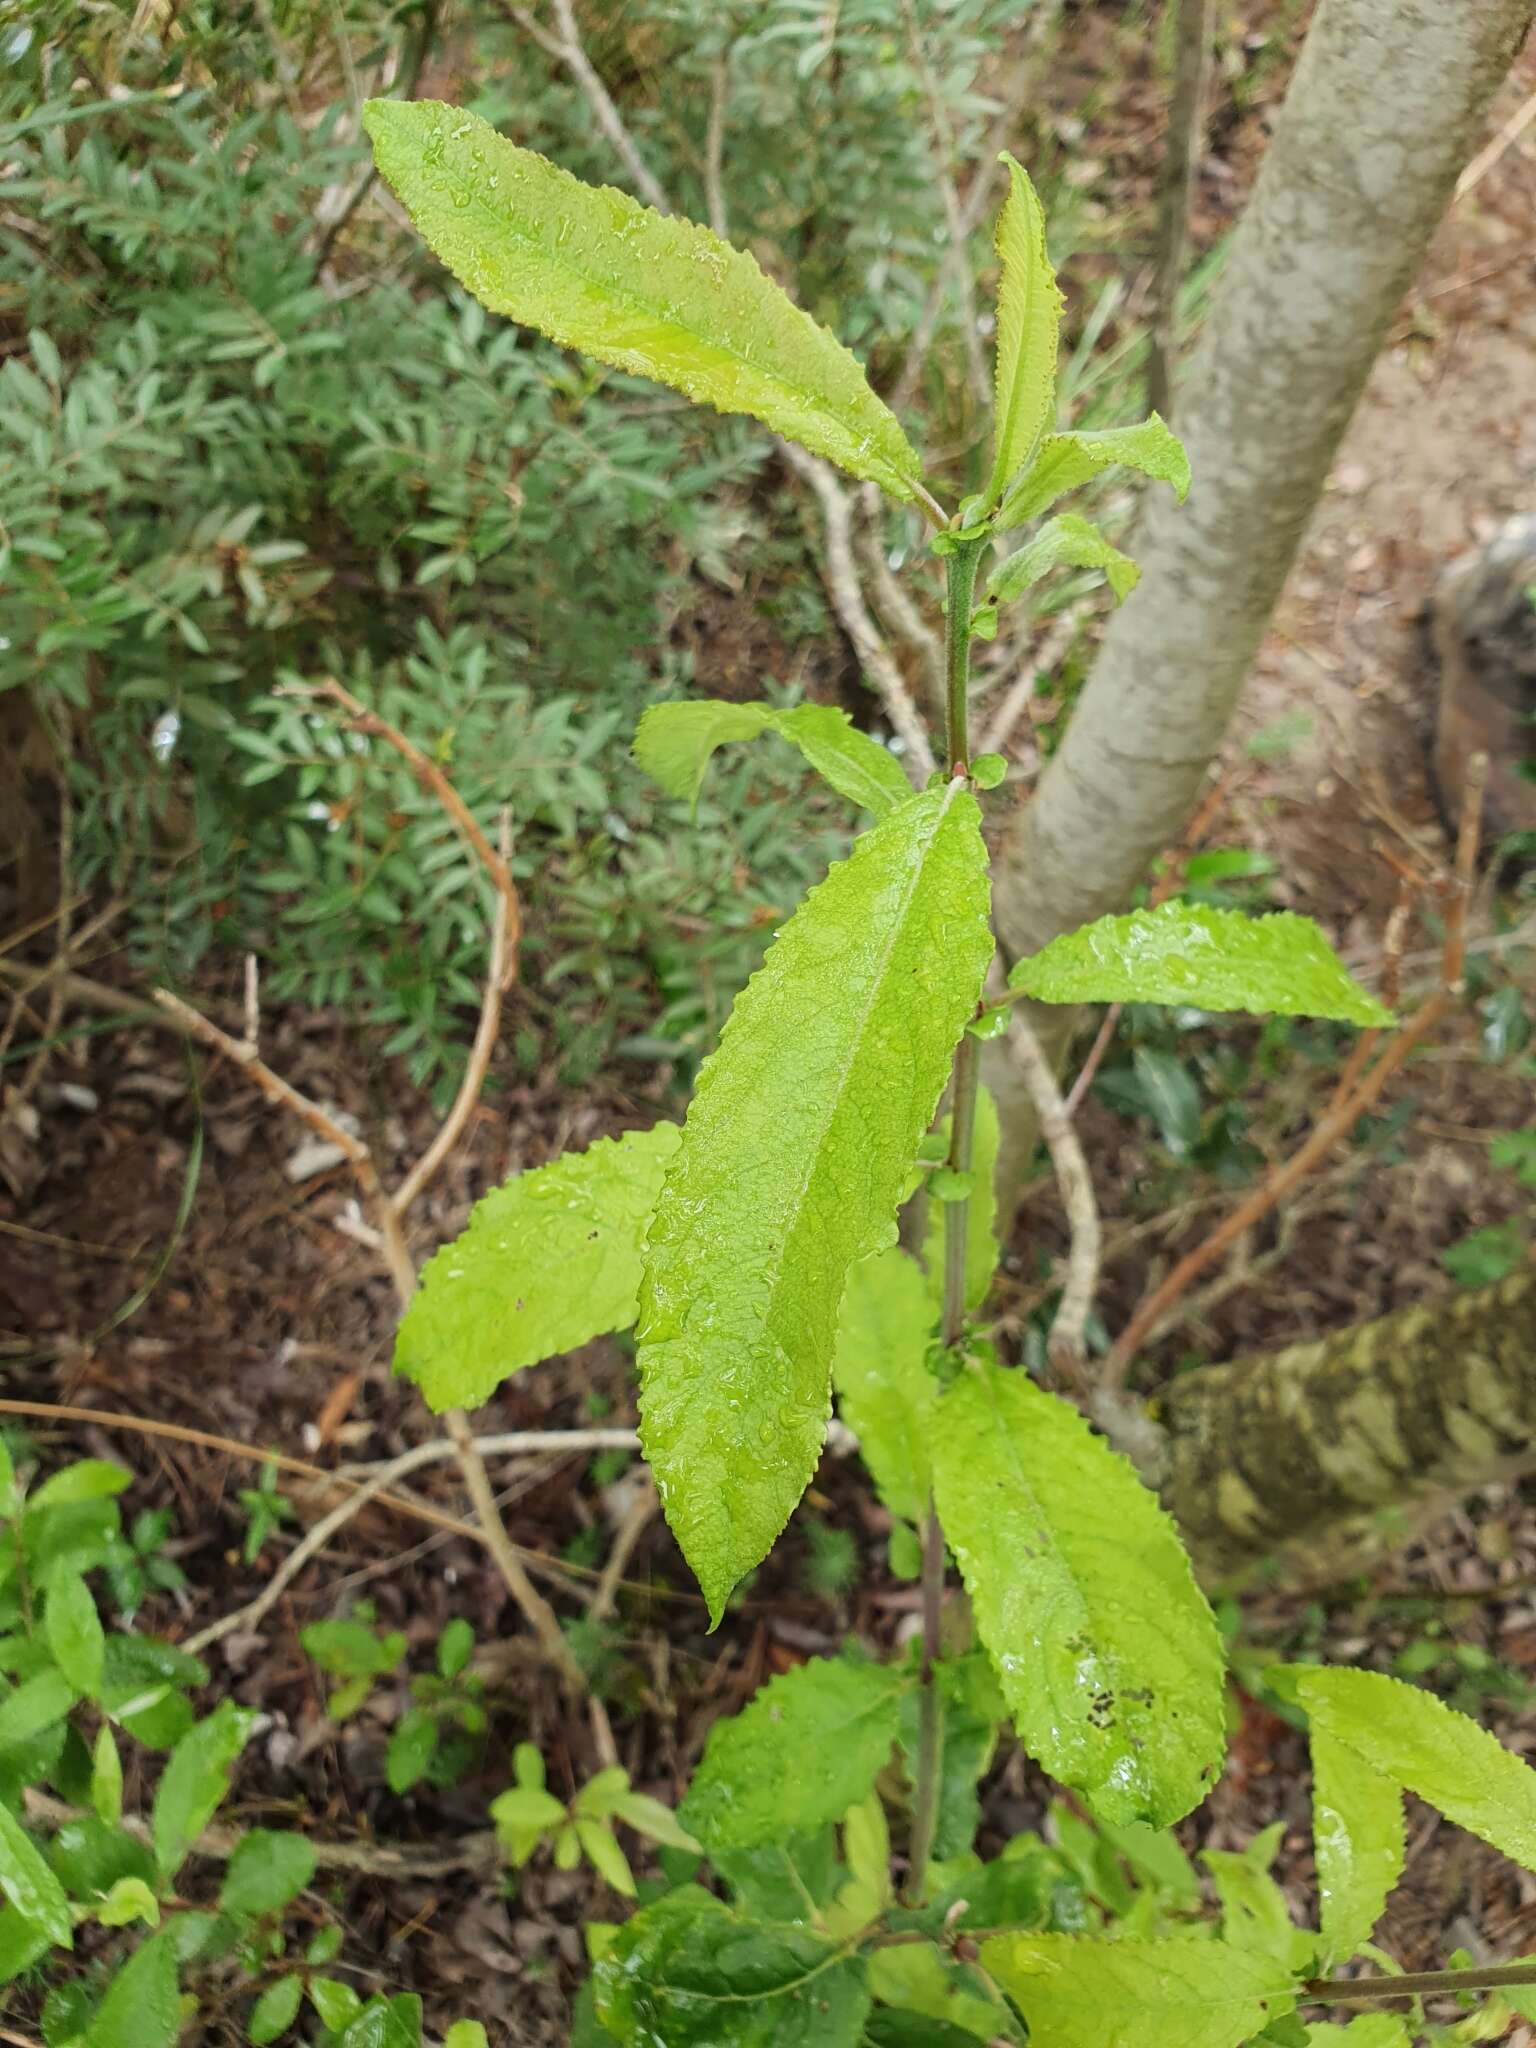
[1131,1047,1203,1158]
[84,1932,180,2048]
[639,785,993,1621]
[153,1701,258,1878]
[681,1658,908,1851]
[364,102,922,501]
[0,1800,72,1947]
[249,1973,304,2045]
[395,1124,680,1412]
[45,1571,104,1699]
[335,1994,422,2048]
[220,1830,317,1917]
[594,1886,871,2046]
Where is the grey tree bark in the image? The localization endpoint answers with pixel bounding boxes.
[985,0,1533,1190]
[1162,1267,1536,1582]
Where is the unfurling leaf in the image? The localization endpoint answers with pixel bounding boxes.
[980,1933,1291,2048]
[364,101,923,501]
[634,701,911,817]
[832,1248,936,1527]
[395,1123,680,1411]
[1008,901,1394,1027]
[220,1830,319,1918]
[922,1083,1001,1316]
[593,1886,871,2047]
[988,512,1139,606]
[1285,1665,1536,1876]
[679,1657,909,1851]
[931,1358,1224,1826]
[996,415,1190,530]
[987,154,1064,504]
[638,784,993,1622]
[1309,1726,1403,1964]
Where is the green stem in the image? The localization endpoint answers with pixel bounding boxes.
[942,538,984,778]
[907,542,986,1903]
[1303,1961,1536,2005]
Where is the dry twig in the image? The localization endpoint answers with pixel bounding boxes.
[1006,1013,1100,1378]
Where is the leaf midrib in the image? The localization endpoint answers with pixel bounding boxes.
[432,139,912,486]
[759,781,964,1368]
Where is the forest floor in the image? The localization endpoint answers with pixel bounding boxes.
[3,15,1536,2045]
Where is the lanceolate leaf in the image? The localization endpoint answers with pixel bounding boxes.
[593,1886,871,2047]
[395,1123,680,1411]
[0,1801,72,1948]
[1008,901,1393,1028]
[1290,1666,1536,1876]
[987,154,1063,505]
[364,101,923,501]
[45,1568,104,1699]
[996,415,1190,530]
[832,1248,936,1527]
[153,1701,258,1879]
[634,700,912,817]
[980,1934,1291,2048]
[922,1083,1001,1317]
[679,1657,909,1851]
[638,783,993,1622]
[988,512,1139,607]
[1309,1725,1404,1964]
[85,1931,180,2048]
[931,1359,1224,1826]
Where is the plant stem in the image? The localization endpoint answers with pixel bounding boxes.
[1304,1961,1536,2004]
[942,538,985,777]
[908,543,986,1902]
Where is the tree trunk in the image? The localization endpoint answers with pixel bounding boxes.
[985,0,1532,1191]
[1161,1267,1536,1579]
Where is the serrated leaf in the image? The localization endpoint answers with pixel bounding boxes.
[364,100,922,501]
[85,1932,179,2048]
[1309,1726,1403,1964]
[220,1831,318,1917]
[634,701,911,817]
[0,1802,72,1947]
[931,1359,1224,1825]
[987,154,1064,504]
[680,1657,909,1851]
[1290,1665,1536,1876]
[867,1941,1008,2040]
[1008,902,1393,1027]
[593,1886,871,2046]
[832,1249,936,1527]
[988,512,1139,606]
[996,415,1190,529]
[153,1701,258,1879]
[922,1083,1001,1317]
[1202,1846,1307,1967]
[981,1934,1290,2048]
[249,1973,304,2045]
[639,785,993,1620]
[45,1570,104,1699]
[395,1123,680,1411]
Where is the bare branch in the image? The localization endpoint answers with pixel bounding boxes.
[903,0,989,414]
[705,51,730,238]
[857,483,945,719]
[979,605,1082,756]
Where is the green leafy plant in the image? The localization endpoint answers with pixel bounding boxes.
[350,105,1536,2041]
[491,1744,698,1899]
